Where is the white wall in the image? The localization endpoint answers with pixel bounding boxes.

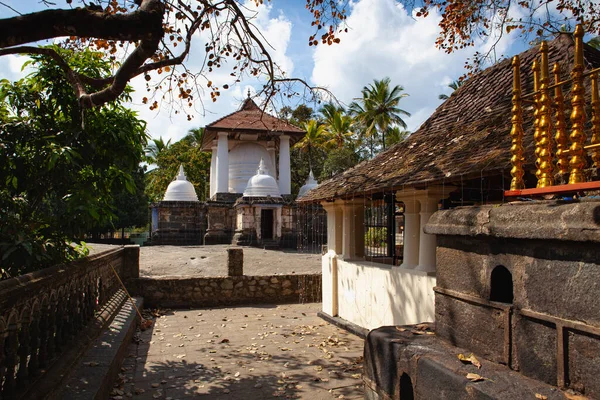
[323,256,436,330]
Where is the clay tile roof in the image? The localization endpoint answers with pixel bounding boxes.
[300,34,600,202]
[201,98,305,150]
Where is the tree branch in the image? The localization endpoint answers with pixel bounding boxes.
[0,2,163,49]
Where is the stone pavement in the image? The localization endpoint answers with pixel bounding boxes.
[112,303,365,399]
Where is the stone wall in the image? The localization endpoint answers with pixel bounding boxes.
[151,201,206,245]
[0,246,139,398]
[131,274,321,308]
[425,199,600,397]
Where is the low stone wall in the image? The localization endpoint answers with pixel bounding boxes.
[131,274,322,308]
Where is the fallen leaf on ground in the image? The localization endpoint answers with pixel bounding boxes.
[466,373,484,382]
[458,353,482,369]
[395,326,406,332]
[535,394,548,400]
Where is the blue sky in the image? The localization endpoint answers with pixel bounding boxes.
[0,0,531,143]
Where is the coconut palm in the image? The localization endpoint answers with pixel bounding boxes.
[319,102,345,123]
[349,77,411,155]
[294,119,327,168]
[324,110,354,149]
[438,80,464,100]
[144,136,171,164]
[185,127,204,146]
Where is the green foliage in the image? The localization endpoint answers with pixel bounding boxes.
[145,130,211,202]
[321,146,361,179]
[0,46,147,278]
[365,227,387,248]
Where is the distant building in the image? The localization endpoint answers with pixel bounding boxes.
[151,95,325,248]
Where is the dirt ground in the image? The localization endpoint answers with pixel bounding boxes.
[87,244,322,278]
[115,303,364,399]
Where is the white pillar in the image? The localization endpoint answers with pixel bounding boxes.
[267,141,276,177]
[216,132,229,194]
[278,135,291,195]
[398,196,420,268]
[321,201,340,317]
[209,140,217,198]
[353,204,365,258]
[417,198,440,273]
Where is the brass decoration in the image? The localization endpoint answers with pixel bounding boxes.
[554,63,569,176]
[532,59,542,182]
[510,56,525,190]
[536,41,554,187]
[568,25,587,184]
[591,72,600,168]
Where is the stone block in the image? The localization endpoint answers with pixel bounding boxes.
[221,280,234,290]
[227,248,244,276]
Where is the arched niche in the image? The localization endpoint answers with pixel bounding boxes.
[490,265,514,304]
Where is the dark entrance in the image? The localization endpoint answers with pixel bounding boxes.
[261,209,274,239]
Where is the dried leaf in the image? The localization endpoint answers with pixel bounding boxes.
[564,393,588,400]
[466,373,484,382]
[535,394,548,400]
[395,326,406,332]
[458,353,481,369]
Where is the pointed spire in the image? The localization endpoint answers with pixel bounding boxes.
[307,169,316,183]
[247,88,251,98]
[256,158,268,175]
[177,164,187,181]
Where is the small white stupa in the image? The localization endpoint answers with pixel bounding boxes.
[243,158,282,197]
[297,170,319,198]
[163,165,199,202]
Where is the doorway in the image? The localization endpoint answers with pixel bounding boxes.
[261,209,274,239]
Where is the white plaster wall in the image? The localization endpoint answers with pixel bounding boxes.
[324,258,436,330]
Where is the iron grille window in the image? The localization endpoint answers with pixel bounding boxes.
[364,193,402,265]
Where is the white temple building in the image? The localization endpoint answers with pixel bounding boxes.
[199,96,306,246]
[150,95,326,248]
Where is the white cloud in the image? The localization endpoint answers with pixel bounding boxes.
[311,0,519,131]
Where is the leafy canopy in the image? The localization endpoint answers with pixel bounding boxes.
[0,46,148,278]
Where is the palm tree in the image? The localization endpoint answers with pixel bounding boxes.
[438,80,464,100]
[319,102,345,123]
[324,110,354,149]
[144,136,171,164]
[385,127,410,148]
[294,119,327,168]
[349,77,411,155]
[185,127,204,146]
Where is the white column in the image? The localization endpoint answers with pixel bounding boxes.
[417,197,440,273]
[209,140,217,198]
[342,203,354,259]
[321,201,340,317]
[323,202,343,255]
[278,135,291,195]
[398,196,420,268]
[267,141,276,176]
[216,132,229,194]
[353,204,365,258]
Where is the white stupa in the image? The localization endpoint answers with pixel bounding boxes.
[297,170,319,198]
[163,165,199,202]
[243,158,282,198]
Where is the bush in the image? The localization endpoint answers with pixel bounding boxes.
[365,227,387,248]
